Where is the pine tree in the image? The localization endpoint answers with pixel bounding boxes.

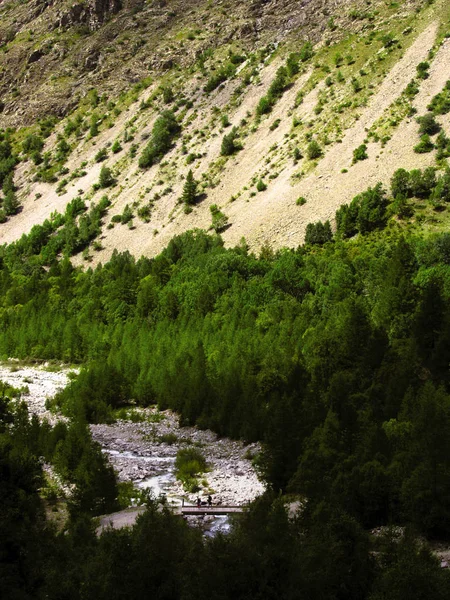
[181,170,198,206]
[3,190,20,215]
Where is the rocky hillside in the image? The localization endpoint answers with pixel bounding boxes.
[0,0,450,261]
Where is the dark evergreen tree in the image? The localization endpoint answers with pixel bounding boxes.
[181,170,198,206]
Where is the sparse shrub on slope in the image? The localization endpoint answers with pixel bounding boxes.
[353,144,368,164]
[221,126,241,156]
[210,204,229,232]
[416,113,440,135]
[257,66,290,116]
[306,139,322,160]
[414,134,435,154]
[139,110,181,169]
[428,80,450,115]
[98,165,115,188]
[204,62,236,93]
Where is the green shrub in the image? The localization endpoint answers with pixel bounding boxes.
[22,134,44,155]
[256,179,267,192]
[416,113,441,135]
[162,86,174,104]
[414,134,434,154]
[3,190,19,216]
[286,53,300,77]
[351,77,363,93]
[158,433,178,445]
[306,139,322,160]
[352,144,368,163]
[120,204,133,224]
[175,447,208,484]
[427,81,450,115]
[256,66,290,116]
[416,61,430,80]
[334,53,344,67]
[139,111,181,169]
[299,42,314,62]
[111,140,122,154]
[221,127,240,156]
[404,79,419,99]
[269,119,281,131]
[293,147,302,161]
[95,148,108,162]
[204,63,236,93]
[210,204,229,232]
[55,138,71,162]
[256,96,272,116]
[98,165,114,188]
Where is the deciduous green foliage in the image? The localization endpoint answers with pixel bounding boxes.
[138,110,180,168]
[390,167,438,199]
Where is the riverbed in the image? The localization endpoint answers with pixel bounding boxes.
[0,362,265,527]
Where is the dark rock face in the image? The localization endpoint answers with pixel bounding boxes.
[57,0,122,31]
[27,49,45,64]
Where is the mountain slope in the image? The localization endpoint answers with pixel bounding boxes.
[0,0,449,261]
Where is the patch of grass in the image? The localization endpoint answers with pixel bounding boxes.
[158,433,178,445]
[175,447,209,491]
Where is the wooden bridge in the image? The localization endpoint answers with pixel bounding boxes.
[179,505,245,516]
[97,504,245,534]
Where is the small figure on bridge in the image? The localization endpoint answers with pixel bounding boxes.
[196,497,201,507]
[207,495,212,507]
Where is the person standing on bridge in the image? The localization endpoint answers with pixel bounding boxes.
[196,496,201,507]
[207,495,212,507]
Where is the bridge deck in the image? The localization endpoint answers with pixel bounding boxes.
[180,506,244,516]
